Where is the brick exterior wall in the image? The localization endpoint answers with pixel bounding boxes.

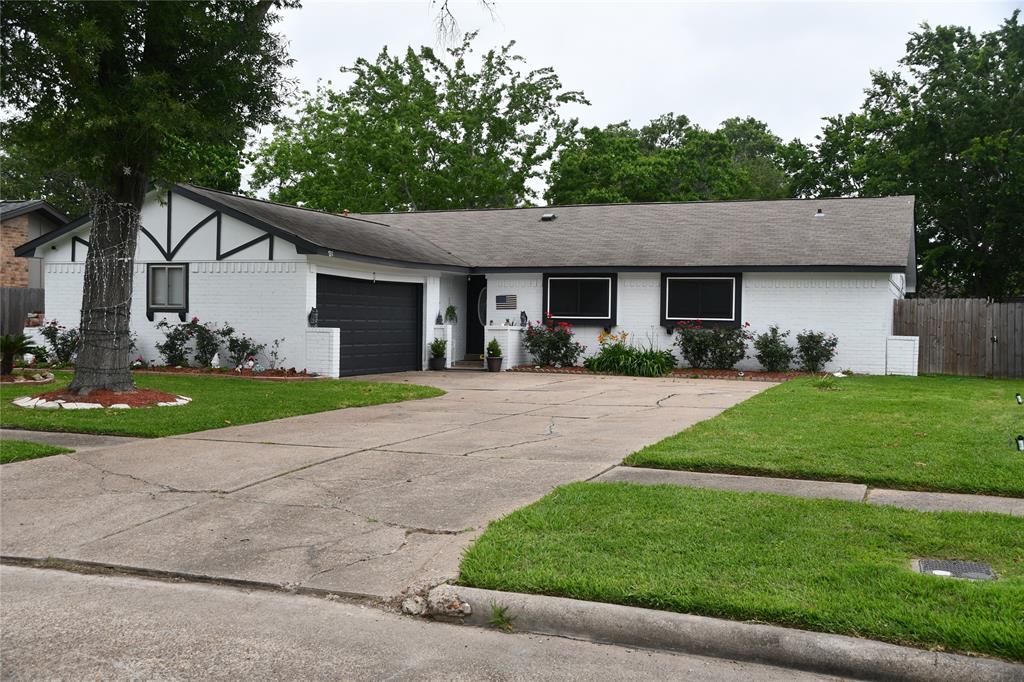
[0,215,29,287]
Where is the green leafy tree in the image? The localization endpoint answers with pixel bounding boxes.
[1,1,295,393]
[251,32,588,212]
[802,12,1023,299]
[546,114,804,204]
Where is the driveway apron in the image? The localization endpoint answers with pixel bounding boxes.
[0,373,772,599]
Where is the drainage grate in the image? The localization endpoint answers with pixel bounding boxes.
[915,559,996,581]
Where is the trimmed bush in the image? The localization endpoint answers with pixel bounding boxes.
[523,316,585,367]
[753,325,795,372]
[486,338,503,358]
[429,337,447,359]
[675,322,751,370]
[584,331,677,377]
[38,320,80,365]
[796,330,839,372]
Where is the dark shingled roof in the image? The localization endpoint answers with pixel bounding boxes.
[15,185,915,276]
[358,196,915,270]
[179,185,469,268]
[0,199,70,225]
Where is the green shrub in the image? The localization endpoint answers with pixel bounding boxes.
[0,334,39,375]
[523,316,585,367]
[225,329,266,368]
[675,322,751,370]
[796,330,839,372]
[753,325,795,372]
[154,319,193,367]
[486,338,503,358]
[38,320,80,365]
[584,331,677,377]
[429,337,448,359]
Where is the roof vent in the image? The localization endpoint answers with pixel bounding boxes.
[540,213,556,222]
[814,208,825,218]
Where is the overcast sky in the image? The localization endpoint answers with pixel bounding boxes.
[251,1,1018,192]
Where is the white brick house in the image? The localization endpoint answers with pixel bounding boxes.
[16,185,916,376]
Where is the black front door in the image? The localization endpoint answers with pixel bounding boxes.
[316,274,423,376]
[466,275,487,358]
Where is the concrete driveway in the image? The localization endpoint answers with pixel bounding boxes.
[1,372,772,600]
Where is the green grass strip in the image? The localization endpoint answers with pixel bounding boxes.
[626,375,1024,496]
[1,439,73,464]
[461,482,1024,661]
[1,372,443,438]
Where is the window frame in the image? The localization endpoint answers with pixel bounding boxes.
[146,263,189,321]
[543,273,617,326]
[660,273,742,328]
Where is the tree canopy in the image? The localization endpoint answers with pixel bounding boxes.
[800,11,1023,300]
[1,1,294,203]
[545,114,805,205]
[251,32,588,212]
[0,0,297,393]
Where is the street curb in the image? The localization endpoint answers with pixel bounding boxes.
[443,586,1023,682]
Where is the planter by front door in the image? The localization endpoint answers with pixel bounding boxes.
[486,356,503,372]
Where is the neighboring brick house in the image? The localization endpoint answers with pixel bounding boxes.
[1,199,70,289]
[16,184,917,376]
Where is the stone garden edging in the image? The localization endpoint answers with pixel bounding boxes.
[11,395,192,410]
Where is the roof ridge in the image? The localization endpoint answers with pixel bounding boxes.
[356,194,916,216]
[180,183,394,228]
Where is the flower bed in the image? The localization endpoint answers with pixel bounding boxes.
[0,370,55,385]
[133,366,320,380]
[13,387,190,410]
[510,365,811,382]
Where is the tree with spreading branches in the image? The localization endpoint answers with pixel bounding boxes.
[0,1,297,394]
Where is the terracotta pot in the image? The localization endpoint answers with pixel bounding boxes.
[428,356,446,371]
[486,356,503,372]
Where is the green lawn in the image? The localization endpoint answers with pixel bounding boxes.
[460,482,1024,661]
[625,375,1024,496]
[1,372,443,437]
[0,439,73,465]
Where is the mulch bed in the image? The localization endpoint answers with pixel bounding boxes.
[510,365,813,382]
[31,387,182,407]
[133,367,321,381]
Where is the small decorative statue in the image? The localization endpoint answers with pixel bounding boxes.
[245,355,256,370]
[210,353,221,369]
[435,311,444,325]
[519,310,528,327]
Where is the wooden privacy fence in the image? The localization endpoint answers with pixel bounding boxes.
[0,287,45,336]
[893,298,1023,378]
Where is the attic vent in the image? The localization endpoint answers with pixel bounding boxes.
[540,213,557,222]
[814,208,825,218]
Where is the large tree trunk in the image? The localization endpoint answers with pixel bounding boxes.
[67,175,147,395]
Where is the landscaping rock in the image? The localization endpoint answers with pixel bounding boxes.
[426,585,472,618]
[36,401,60,410]
[109,404,131,410]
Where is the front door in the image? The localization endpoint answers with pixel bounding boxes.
[466,275,487,358]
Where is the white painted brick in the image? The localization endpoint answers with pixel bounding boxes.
[305,328,340,377]
[886,335,919,376]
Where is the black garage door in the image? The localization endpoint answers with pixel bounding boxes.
[316,274,423,376]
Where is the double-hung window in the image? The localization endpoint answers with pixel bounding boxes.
[544,274,616,326]
[148,263,188,317]
[662,275,740,326]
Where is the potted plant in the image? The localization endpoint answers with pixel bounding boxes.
[428,338,447,370]
[486,338,503,372]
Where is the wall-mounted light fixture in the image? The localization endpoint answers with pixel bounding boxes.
[307,307,318,327]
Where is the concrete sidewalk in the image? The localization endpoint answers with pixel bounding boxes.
[596,466,1024,516]
[1,372,771,600]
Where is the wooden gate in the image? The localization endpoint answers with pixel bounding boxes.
[893,298,1023,378]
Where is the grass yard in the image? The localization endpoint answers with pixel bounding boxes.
[0,439,73,465]
[460,482,1024,661]
[0,373,443,438]
[625,375,1024,497]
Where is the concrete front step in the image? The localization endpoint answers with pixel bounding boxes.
[451,360,485,371]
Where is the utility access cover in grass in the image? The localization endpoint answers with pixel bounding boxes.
[915,559,996,581]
